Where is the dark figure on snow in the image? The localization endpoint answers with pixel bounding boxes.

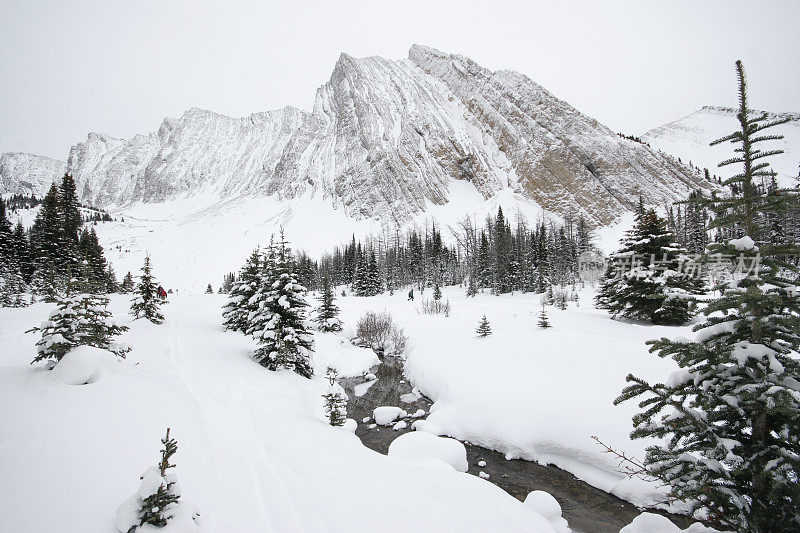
[407,289,414,301]
[157,286,167,300]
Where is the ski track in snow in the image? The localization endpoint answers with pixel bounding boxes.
[164,314,302,531]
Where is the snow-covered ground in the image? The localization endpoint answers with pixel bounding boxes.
[334,286,687,509]
[0,294,562,533]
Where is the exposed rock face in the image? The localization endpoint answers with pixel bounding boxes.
[642,106,800,187]
[8,45,713,225]
[0,152,65,197]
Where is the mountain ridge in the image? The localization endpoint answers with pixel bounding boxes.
[3,45,712,227]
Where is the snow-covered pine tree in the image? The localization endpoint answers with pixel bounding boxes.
[29,184,65,300]
[120,272,134,293]
[0,202,28,307]
[433,283,442,301]
[615,61,800,531]
[364,250,382,296]
[130,255,164,324]
[28,292,130,364]
[537,301,551,329]
[205,284,213,294]
[116,428,199,533]
[314,275,342,332]
[105,265,119,293]
[322,369,348,426]
[58,173,83,274]
[251,238,314,378]
[222,249,261,333]
[594,208,700,325]
[476,315,492,337]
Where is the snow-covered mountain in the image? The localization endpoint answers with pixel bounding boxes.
[40,45,706,226]
[0,152,65,197]
[642,106,800,187]
[2,45,719,289]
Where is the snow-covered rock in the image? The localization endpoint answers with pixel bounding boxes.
[388,431,468,472]
[619,512,728,533]
[51,345,123,385]
[373,406,407,426]
[524,491,570,533]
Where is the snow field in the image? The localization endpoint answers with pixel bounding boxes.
[334,285,689,509]
[0,294,558,533]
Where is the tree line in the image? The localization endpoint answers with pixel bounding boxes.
[0,175,120,305]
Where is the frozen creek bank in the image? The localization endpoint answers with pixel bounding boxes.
[342,354,693,533]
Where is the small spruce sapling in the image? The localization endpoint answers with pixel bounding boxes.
[322,369,348,426]
[433,283,442,301]
[537,301,551,329]
[476,315,492,337]
[116,428,199,533]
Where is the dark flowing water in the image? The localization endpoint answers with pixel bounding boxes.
[342,355,692,533]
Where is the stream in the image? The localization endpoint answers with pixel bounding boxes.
[342,354,692,533]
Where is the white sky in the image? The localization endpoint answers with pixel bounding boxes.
[1,0,798,161]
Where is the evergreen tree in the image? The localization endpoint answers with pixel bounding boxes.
[105,265,119,293]
[433,283,442,301]
[222,249,261,333]
[58,173,83,273]
[121,428,190,532]
[251,239,314,378]
[365,250,382,296]
[12,221,33,283]
[120,272,135,293]
[29,184,64,299]
[130,255,164,324]
[0,203,27,307]
[615,61,800,531]
[314,275,342,332]
[78,227,109,293]
[476,315,492,337]
[595,209,700,325]
[537,300,551,329]
[322,369,348,426]
[28,292,130,364]
[58,173,82,243]
[205,284,213,294]
[545,285,555,305]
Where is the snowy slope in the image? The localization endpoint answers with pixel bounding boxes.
[642,106,800,187]
[0,295,558,533]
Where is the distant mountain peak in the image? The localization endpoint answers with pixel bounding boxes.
[4,46,712,225]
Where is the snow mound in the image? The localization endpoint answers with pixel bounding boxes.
[51,346,123,385]
[524,491,570,533]
[388,431,468,472]
[620,512,729,533]
[729,236,758,251]
[373,406,407,426]
[342,418,357,433]
[312,334,379,377]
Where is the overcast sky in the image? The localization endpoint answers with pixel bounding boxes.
[1,0,798,161]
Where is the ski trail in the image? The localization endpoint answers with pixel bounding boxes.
[165,316,306,532]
